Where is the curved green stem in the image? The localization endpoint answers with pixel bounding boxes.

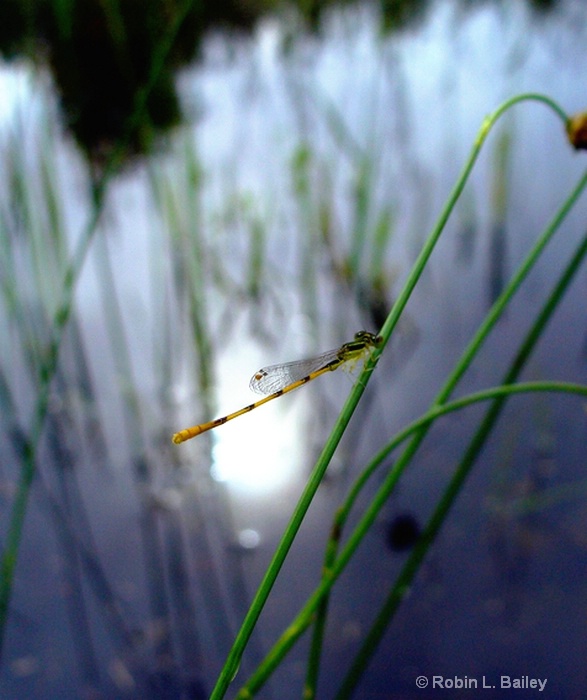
[335,219,587,698]
[222,93,577,698]
[303,92,573,698]
[0,0,196,649]
[237,384,587,697]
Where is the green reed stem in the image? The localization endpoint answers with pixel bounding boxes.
[301,92,573,698]
[236,386,587,698]
[222,93,576,698]
[246,205,587,693]
[335,221,587,697]
[0,0,196,650]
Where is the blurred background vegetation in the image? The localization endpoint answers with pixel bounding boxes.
[0,0,563,161]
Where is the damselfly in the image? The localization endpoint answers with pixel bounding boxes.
[172,330,382,444]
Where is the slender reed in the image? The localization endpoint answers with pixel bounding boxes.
[335,224,587,698]
[0,0,197,650]
[213,94,580,699]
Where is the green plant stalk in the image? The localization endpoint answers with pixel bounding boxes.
[180,137,215,405]
[144,166,174,416]
[335,224,587,699]
[26,139,55,323]
[147,151,215,432]
[0,189,107,649]
[40,123,69,302]
[294,146,322,337]
[212,78,498,700]
[236,386,587,697]
[93,233,147,450]
[147,162,188,412]
[0,0,196,648]
[317,90,383,284]
[0,128,51,380]
[348,156,373,279]
[369,206,394,283]
[209,346,383,698]
[330,130,586,573]
[376,93,568,359]
[302,93,572,697]
[230,94,574,697]
[489,474,587,518]
[304,95,575,697]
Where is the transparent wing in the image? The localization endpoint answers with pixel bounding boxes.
[249,348,341,395]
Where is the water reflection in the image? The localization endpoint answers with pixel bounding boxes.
[1,1,587,698]
[0,0,570,162]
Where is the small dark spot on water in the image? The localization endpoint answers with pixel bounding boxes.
[385,513,421,552]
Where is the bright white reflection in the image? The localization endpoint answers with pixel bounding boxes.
[0,63,30,125]
[207,332,309,496]
[209,397,304,495]
[237,528,261,550]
